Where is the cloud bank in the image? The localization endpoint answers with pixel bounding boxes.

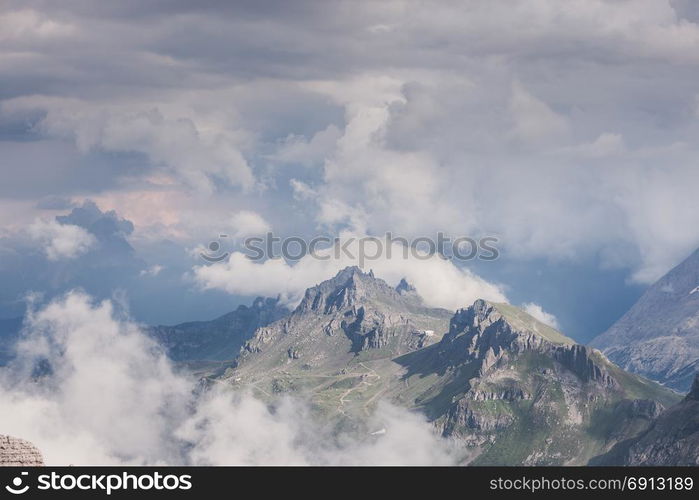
[193,233,507,310]
[0,292,456,465]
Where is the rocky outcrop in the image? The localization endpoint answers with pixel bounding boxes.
[340,305,415,352]
[438,300,616,388]
[551,345,617,388]
[442,398,515,434]
[0,435,44,466]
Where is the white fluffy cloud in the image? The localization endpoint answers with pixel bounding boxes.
[522,302,560,330]
[193,231,506,310]
[0,292,455,465]
[178,395,454,466]
[230,210,271,238]
[27,218,96,260]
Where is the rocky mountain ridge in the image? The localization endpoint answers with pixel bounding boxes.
[216,267,680,465]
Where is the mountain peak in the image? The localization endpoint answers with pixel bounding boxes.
[236,266,452,365]
[296,266,411,314]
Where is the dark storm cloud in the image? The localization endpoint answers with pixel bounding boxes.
[0,140,149,199]
[6,0,695,98]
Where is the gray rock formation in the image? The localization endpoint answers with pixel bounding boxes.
[438,300,615,386]
[591,374,699,465]
[0,435,44,466]
[590,248,699,392]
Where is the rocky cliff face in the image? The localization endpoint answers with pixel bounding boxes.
[391,299,677,464]
[294,267,432,352]
[0,435,44,466]
[438,300,615,387]
[591,374,699,465]
[149,297,289,361]
[590,248,699,392]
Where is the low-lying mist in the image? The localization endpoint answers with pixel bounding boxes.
[0,292,456,465]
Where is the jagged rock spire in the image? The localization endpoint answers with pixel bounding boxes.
[296,266,415,314]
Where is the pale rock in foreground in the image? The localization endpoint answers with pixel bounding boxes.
[0,435,44,466]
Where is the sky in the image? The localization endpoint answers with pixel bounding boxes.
[2,0,699,342]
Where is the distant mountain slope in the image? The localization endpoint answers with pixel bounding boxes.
[591,374,699,465]
[216,267,679,465]
[0,299,290,366]
[149,297,289,362]
[590,248,699,392]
